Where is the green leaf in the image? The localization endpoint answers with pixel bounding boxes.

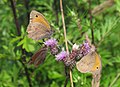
[50,81,59,87]
[10,36,21,44]
[96,30,101,41]
[48,71,63,79]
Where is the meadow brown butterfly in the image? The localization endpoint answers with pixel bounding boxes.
[28,46,48,67]
[76,47,102,87]
[76,35,102,87]
[76,50,102,74]
[27,10,52,40]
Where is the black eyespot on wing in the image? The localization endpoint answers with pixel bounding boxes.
[36,15,38,17]
[96,66,99,69]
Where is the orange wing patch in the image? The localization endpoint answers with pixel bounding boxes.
[32,15,50,29]
[91,52,101,72]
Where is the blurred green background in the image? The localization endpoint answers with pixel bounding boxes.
[0,0,120,87]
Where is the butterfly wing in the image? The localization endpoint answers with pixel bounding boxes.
[27,10,52,40]
[27,22,52,40]
[76,51,96,73]
[90,52,102,74]
[30,10,51,29]
[76,51,102,86]
[28,46,48,67]
[91,52,102,87]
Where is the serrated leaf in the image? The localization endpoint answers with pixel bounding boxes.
[21,36,35,52]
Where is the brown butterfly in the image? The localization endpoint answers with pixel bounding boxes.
[76,34,102,87]
[27,10,53,40]
[28,46,48,67]
[76,49,102,87]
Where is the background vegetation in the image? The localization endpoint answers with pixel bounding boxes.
[0,0,120,87]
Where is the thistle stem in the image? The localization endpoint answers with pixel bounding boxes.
[60,0,69,53]
[60,0,74,87]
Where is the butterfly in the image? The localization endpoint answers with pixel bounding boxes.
[76,49,102,87]
[76,50,102,73]
[28,46,48,67]
[27,10,53,40]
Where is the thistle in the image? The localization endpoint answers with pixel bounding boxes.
[44,38,58,55]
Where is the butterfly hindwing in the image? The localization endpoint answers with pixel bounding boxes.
[27,22,52,40]
[28,46,48,67]
[90,52,102,74]
[76,51,96,73]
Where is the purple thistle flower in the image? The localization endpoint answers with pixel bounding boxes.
[55,51,68,61]
[44,38,58,47]
[83,42,90,50]
[80,41,91,56]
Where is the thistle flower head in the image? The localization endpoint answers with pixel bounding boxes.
[55,51,68,61]
[80,41,91,56]
[44,38,58,47]
[83,41,90,50]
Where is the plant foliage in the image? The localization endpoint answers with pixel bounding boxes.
[0,0,120,87]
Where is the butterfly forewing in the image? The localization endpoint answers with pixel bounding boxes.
[30,10,51,29]
[28,46,48,67]
[27,10,52,40]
